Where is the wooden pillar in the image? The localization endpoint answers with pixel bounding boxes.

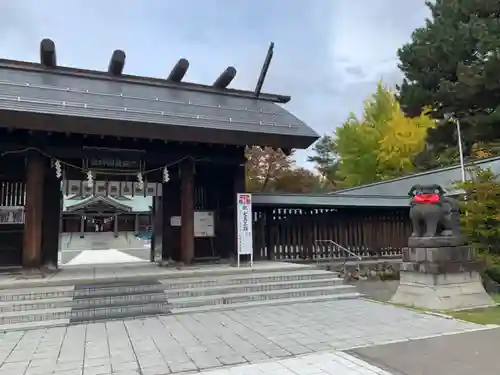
[80,215,85,238]
[161,178,181,262]
[23,154,45,268]
[161,186,171,261]
[148,198,156,262]
[180,160,194,264]
[41,171,61,266]
[134,214,139,234]
[113,214,118,237]
[151,197,160,262]
[303,208,314,260]
[265,208,275,260]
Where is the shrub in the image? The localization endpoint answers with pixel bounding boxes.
[454,167,500,255]
[484,264,500,284]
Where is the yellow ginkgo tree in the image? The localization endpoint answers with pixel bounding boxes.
[329,81,435,187]
[378,105,435,179]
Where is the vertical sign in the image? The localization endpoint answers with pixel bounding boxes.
[236,193,253,267]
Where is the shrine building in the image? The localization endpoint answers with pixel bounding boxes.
[62,195,152,236]
[0,39,319,268]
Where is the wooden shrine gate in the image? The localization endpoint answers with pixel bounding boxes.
[251,206,412,262]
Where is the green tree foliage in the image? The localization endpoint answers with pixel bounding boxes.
[307,136,339,187]
[334,114,380,186]
[398,0,500,168]
[454,167,500,255]
[310,82,434,187]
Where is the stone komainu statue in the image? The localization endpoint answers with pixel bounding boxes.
[408,184,461,238]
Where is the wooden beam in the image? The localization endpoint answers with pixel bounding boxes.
[0,142,244,167]
[0,110,315,149]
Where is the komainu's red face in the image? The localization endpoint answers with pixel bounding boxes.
[408,184,445,205]
[412,193,441,204]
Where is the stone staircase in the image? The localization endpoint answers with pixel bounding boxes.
[166,269,359,314]
[0,266,361,331]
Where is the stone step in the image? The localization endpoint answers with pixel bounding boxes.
[0,263,318,290]
[165,278,339,298]
[0,300,171,326]
[0,292,167,312]
[0,278,347,315]
[0,297,74,312]
[172,292,363,314]
[160,269,338,290]
[0,285,75,302]
[73,281,165,299]
[0,307,71,325]
[0,280,165,302]
[0,267,356,331]
[0,319,70,332]
[169,285,357,309]
[0,270,338,302]
[72,292,167,310]
[69,301,170,324]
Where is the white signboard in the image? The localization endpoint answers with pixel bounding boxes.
[170,216,181,227]
[194,211,215,237]
[236,193,253,267]
[169,212,215,237]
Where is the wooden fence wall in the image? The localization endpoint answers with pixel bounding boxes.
[252,206,411,261]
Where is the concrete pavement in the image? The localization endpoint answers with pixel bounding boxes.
[195,351,394,375]
[350,326,500,375]
[0,299,485,374]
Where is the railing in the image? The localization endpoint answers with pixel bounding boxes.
[313,240,362,268]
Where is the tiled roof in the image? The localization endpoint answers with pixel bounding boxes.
[331,156,500,198]
[252,193,409,208]
[0,60,319,149]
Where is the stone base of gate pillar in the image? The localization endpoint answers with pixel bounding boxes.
[391,246,494,310]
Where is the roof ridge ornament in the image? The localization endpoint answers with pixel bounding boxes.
[213,67,237,89]
[167,58,189,82]
[40,38,57,68]
[108,50,126,76]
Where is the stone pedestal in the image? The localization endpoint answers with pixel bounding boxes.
[391,242,494,310]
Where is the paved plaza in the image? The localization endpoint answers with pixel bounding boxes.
[59,233,151,266]
[0,299,487,374]
[63,249,149,266]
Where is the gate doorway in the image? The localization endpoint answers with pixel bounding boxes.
[0,182,25,267]
[59,186,155,267]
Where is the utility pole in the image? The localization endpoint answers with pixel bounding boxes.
[444,113,466,182]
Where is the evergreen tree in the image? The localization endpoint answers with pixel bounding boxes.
[398,0,500,168]
[307,136,339,187]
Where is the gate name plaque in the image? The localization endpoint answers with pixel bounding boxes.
[88,158,141,170]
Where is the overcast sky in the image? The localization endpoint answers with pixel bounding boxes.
[1,0,430,168]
